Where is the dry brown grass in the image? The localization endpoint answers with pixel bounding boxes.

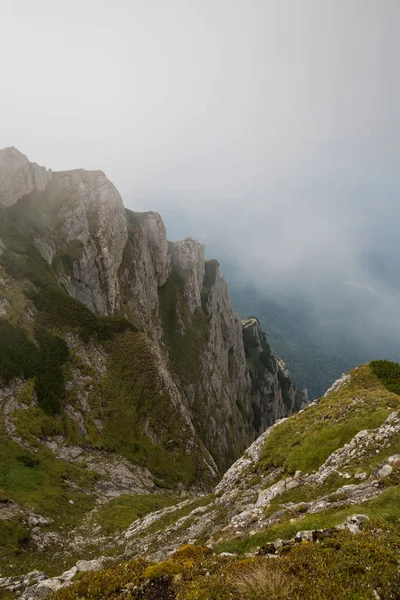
[229,560,293,600]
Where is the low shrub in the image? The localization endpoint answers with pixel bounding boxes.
[371,359,400,395]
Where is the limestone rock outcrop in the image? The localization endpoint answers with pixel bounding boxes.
[118,365,400,564]
[32,169,128,315]
[171,238,205,313]
[242,317,307,428]
[0,147,51,207]
[119,210,170,334]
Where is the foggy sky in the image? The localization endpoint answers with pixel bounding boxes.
[1,0,399,293]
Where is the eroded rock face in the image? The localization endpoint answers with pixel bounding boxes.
[34,170,128,315]
[0,147,51,207]
[193,260,254,467]
[119,210,171,334]
[171,238,205,313]
[0,148,128,315]
[242,317,307,428]
[119,235,305,471]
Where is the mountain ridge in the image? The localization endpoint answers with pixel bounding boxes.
[0,147,305,587]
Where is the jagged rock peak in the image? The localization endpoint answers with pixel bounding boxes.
[171,238,205,312]
[120,209,171,333]
[130,211,170,287]
[0,147,128,315]
[0,146,51,207]
[43,169,128,315]
[242,316,264,351]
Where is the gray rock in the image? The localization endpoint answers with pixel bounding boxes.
[323,373,352,397]
[0,147,51,207]
[26,514,53,528]
[338,514,370,534]
[375,464,393,479]
[34,169,128,315]
[295,530,314,543]
[75,557,105,572]
[0,297,9,316]
[119,211,170,335]
[171,238,205,313]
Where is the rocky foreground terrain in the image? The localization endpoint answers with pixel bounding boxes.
[2,361,400,599]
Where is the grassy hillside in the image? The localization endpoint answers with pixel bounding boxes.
[260,363,399,474]
[2,358,400,597]
[39,361,400,600]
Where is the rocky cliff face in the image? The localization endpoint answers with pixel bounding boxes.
[0,147,51,207]
[119,210,171,334]
[0,147,305,484]
[242,317,307,428]
[29,169,128,315]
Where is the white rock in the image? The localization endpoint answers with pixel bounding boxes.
[323,373,351,397]
[60,567,77,581]
[75,557,105,572]
[339,514,369,534]
[376,464,393,479]
[295,530,314,543]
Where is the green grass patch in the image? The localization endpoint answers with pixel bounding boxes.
[260,364,400,475]
[0,421,103,576]
[92,494,179,534]
[215,485,400,555]
[159,268,209,385]
[49,524,400,600]
[93,331,199,487]
[0,427,98,526]
[0,518,30,557]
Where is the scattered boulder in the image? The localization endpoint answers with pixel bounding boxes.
[338,514,370,534]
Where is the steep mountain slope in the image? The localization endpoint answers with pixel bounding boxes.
[7,360,399,600]
[161,208,400,400]
[107,361,400,560]
[0,148,305,582]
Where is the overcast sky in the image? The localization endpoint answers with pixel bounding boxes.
[1,0,399,289]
